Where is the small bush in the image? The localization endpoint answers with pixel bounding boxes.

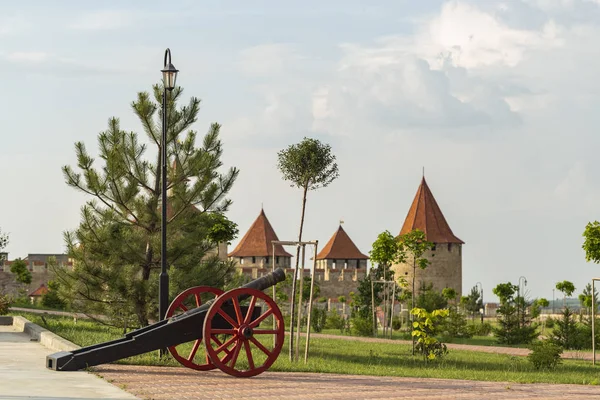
[528,340,563,370]
[443,308,472,338]
[325,309,346,333]
[310,307,327,333]
[467,322,493,336]
[351,316,374,337]
[0,293,10,315]
[545,317,555,328]
[392,316,402,331]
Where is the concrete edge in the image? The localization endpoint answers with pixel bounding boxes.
[0,315,13,325]
[12,315,80,352]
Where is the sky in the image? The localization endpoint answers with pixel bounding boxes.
[2,0,600,303]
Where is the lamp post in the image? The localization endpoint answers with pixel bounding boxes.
[159,48,179,332]
[476,282,483,324]
[518,276,527,329]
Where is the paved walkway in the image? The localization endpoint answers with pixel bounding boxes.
[0,325,137,400]
[94,364,600,400]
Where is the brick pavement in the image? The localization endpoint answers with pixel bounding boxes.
[94,364,600,400]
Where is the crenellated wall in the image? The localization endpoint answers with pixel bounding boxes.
[236,263,367,299]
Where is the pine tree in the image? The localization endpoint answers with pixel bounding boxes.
[55,84,239,327]
[492,282,537,345]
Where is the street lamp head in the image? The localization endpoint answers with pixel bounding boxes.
[162,48,179,91]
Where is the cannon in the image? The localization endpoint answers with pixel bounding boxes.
[46,268,286,377]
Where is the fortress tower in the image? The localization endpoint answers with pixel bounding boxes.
[228,209,292,274]
[314,224,368,298]
[391,177,464,296]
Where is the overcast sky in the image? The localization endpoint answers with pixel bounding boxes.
[2,0,600,303]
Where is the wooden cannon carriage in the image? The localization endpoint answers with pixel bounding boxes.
[46,268,286,377]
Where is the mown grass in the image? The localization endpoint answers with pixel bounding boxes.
[11,311,600,385]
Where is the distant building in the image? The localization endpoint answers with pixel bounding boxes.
[391,177,465,296]
[0,253,72,296]
[314,224,369,297]
[228,209,292,278]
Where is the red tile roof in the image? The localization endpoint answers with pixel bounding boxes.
[316,225,368,260]
[228,209,293,258]
[399,177,464,244]
[29,284,48,297]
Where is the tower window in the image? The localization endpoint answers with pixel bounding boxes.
[447,243,452,252]
[252,256,256,264]
[265,257,269,265]
[431,244,436,251]
[344,259,348,269]
[276,256,280,264]
[240,257,244,265]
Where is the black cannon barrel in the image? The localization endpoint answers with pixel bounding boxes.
[168,267,286,322]
[46,268,286,371]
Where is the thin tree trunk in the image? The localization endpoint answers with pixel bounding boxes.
[289,184,308,362]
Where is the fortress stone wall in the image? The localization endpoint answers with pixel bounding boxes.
[392,242,462,296]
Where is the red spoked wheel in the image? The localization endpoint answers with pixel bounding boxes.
[166,286,225,371]
[203,287,285,378]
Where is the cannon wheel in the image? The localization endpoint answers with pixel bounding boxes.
[166,286,226,371]
[203,287,285,378]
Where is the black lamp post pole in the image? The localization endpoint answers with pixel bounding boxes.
[158,48,178,356]
[159,81,169,323]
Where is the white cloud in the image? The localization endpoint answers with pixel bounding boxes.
[7,52,48,63]
[0,15,31,36]
[69,10,133,31]
[239,44,304,77]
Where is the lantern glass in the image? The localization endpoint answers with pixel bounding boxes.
[162,63,178,90]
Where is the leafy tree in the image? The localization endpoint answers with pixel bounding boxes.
[415,282,447,312]
[55,83,239,327]
[10,258,32,287]
[492,282,537,345]
[532,298,549,320]
[578,283,598,314]
[442,287,457,304]
[398,228,433,354]
[411,308,449,361]
[583,221,600,263]
[276,137,338,252]
[277,137,339,346]
[463,286,483,322]
[556,281,575,307]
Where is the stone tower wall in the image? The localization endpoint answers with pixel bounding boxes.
[391,243,462,297]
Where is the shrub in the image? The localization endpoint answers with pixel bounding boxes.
[467,322,493,336]
[351,315,374,337]
[527,340,563,370]
[411,307,449,361]
[41,281,67,310]
[443,308,472,338]
[544,316,555,329]
[551,307,580,349]
[392,316,402,331]
[0,293,10,315]
[325,309,344,331]
[310,307,327,333]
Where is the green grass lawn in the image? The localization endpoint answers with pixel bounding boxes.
[11,311,600,385]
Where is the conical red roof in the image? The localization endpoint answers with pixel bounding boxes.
[316,225,368,260]
[399,177,464,244]
[28,284,48,297]
[228,209,293,257]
